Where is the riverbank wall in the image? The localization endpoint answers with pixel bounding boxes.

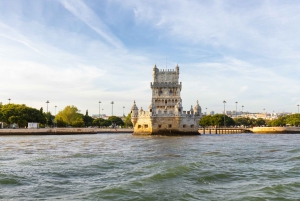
[0,128,134,135]
[199,128,251,134]
[252,127,300,134]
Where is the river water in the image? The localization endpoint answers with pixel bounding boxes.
[0,133,299,200]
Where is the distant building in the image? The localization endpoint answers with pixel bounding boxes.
[28,122,39,129]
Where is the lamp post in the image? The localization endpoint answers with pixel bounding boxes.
[205,107,207,115]
[8,98,11,104]
[263,108,265,113]
[99,101,101,118]
[297,104,299,114]
[123,106,125,116]
[223,100,226,127]
[55,106,57,116]
[235,101,238,118]
[111,101,114,116]
[46,100,49,113]
[242,105,244,114]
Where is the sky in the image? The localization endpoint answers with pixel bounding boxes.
[1,0,300,116]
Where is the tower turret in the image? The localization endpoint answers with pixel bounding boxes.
[175,63,179,74]
[194,100,202,116]
[130,100,139,126]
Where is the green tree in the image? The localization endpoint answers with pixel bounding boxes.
[101,120,111,127]
[108,116,124,126]
[286,114,300,126]
[0,104,46,127]
[234,117,252,127]
[54,105,83,127]
[83,110,94,127]
[72,118,85,127]
[199,115,212,127]
[124,113,133,127]
[209,114,235,127]
[44,112,54,126]
[253,118,266,127]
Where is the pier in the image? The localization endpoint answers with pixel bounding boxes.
[199,128,252,134]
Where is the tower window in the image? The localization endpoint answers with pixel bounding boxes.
[168,124,172,128]
[190,125,194,128]
[183,124,186,128]
[138,125,142,129]
[144,124,148,128]
[158,125,162,128]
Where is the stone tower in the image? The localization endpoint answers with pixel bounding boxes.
[131,64,202,135]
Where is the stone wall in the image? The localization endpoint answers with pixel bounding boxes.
[252,127,300,134]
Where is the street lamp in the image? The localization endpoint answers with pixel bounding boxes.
[99,101,101,118]
[235,101,238,118]
[111,101,114,116]
[263,108,265,113]
[8,98,11,104]
[46,100,49,113]
[297,104,299,114]
[55,106,57,116]
[242,105,244,114]
[205,107,207,115]
[223,100,226,127]
[123,106,125,116]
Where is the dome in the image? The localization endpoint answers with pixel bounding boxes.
[194,100,201,111]
[131,100,138,110]
[148,103,152,109]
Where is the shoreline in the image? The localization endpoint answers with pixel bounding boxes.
[0,128,133,135]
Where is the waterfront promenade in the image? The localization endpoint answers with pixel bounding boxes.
[0,128,133,135]
[1,127,300,135]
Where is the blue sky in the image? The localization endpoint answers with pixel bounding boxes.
[1,0,300,116]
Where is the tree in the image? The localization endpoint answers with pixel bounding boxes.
[92,118,105,127]
[101,120,111,127]
[0,104,46,127]
[72,118,85,127]
[198,114,235,127]
[44,112,54,126]
[286,114,300,126]
[124,113,133,127]
[108,116,124,126]
[253,118,266,127]
[234,117,252,127]
[54,105,84,127]
[209,114,235,127]
[199,115,212,127]
[83,110,94,127]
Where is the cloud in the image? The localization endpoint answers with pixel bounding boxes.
[58,0,124,49]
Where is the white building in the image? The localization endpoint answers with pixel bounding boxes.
[28,122,39,129]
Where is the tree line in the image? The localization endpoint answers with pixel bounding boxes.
[200,114,300,127]
[0,103,133,128]
[199,114,267,127]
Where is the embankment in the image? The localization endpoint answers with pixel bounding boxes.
[252,127,300,134]
[0,128,133,135]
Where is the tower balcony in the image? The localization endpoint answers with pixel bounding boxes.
[150,82,182,89]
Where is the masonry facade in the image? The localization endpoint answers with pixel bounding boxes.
[131,64,202,135]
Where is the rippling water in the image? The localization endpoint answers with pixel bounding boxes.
[1,134,300,200]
